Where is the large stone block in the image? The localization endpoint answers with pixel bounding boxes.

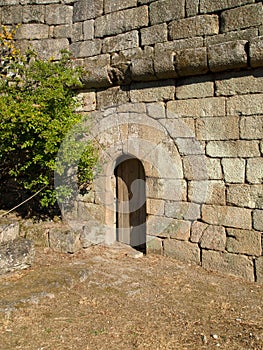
[202,250,254,282]
[146,235,163,255]
[156,37,204,52]
[130,81,175,103]
[161,118,195,138]
[202,204,252,229]
[45,4,73,25]
[250,37,263,68]
[227,94,263,116]
[190,221,208,243]
[183,155,209,180]
[186,0,199,17]
[207,158,223,180]
[221,3,263,32]
[200,0,254,13]
[146,178,187,201]
[246,158,263,184]
[149,0,185,25]
[174,47,208,77]
[196,116,239,140]
[206,140,260,157]
[163,239,200,265]
[215,69,263,96]
[80,54,111,88]
[0,221,19,244]
[208,40,248,72]
[206,28,257,46]
[241,116,263,140]
[23,5,45,23]
[15,24,49,40]
[146,198,165,216]
[83,20,95,40]
[255,257,263,283]
[154,48,177,80]
[49,226,82,253]
[222,158,245,183]
[248,187,263,218]
[0,238,35,275]
[176,76,214,99]
[104,0,137,13]
[19,38,69,60]
[175,138,205,156]
[200,225,226,251]
[165,201,201,221]
[130,58,155,81]
[73,0,103,22]
[253,209,263,231]
[102,30,139,53]
[54,24,72,39]
[163,219,191,241]
[226,228,262,256]
[97,86,129,109]
[141,23,167,46]
[70,40,101,58]
[95,6,148,37]
[167,97,225,117]
[2,5,22,24]
[169,15,219,40]
[188,180,226,205]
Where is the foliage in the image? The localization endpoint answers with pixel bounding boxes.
[0,26,98,213]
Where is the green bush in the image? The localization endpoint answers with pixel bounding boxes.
[0,26,98,215]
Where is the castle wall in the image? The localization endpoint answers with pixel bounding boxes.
[1,0,263,282]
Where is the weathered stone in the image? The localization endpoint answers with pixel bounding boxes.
[215,69,263,96]
[196,116,239,140]
[186,0,199,17]
[146,102,166,119]
[169,15,219,40]
[206,141,260,158]
[83,20,94,40]
[190,221,208,243]
[21,38,69,60]
[200,0,254,13]
[183,155,208,180]
[73,0,103,22]
[167,97,225,117]
[80,224,106,248]
[49,226,82,253]
[146,198,165,215]
[45,4,73,25]
[0,221,19,244]
[146,178,187,201]
[103,31,139,53]
[16,24,49,39]
[250,37,263,68]
[2,5,22,24]
[149,0,184,25]
[76,91,96,112]
[71,22,83,42]
[255,257,263,283]
[147,215,173,237]
[154,48,177,80]
[70,40,101,58]
[104,0,137,13]
[95,6,148,37]
[227,94,263,116]
[156,37,204,52]
[80,54,111,88]
[130,81,175,103]
[97,86,129,109]
[20,220,50,248]
[242,183,263,212]
[188,180,226,205]
[0,238,35,275]
[202,250,254,282]
[240,116,263,140]
[206,28,258,46]
[161,118,195,138]
[202,205,252,229]
[23,5,45,23]
[207,158,223,180]
[162,219,191,240]
[146,236,163,255]
[176,76,214,99]
[53,24,72,39]
[200,225,226,251]
[175,138,205,155]
[247,158,263,184]
[163,239,200,265]
[253,209,263,231]
[131,58,155,81]
[141,23,167,46]
[222,158,245,183]
[208,40,248,72]
[174,47,208,77]
[226,228,262,256]
[221,4,263,33]
[165,201,201,221]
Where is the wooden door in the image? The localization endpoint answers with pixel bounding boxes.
[115,158,146,252]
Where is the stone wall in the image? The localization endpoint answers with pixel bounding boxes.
[1,0,263,282]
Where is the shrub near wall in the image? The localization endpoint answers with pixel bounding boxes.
[1,0,262,282]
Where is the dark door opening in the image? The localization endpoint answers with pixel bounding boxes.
[115,158,146,254]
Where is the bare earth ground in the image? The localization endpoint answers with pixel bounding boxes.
[0,244,262,350]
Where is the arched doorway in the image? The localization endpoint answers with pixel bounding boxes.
[115,157,146,253]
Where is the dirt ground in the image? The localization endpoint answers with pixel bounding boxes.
[0,244,262,350]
